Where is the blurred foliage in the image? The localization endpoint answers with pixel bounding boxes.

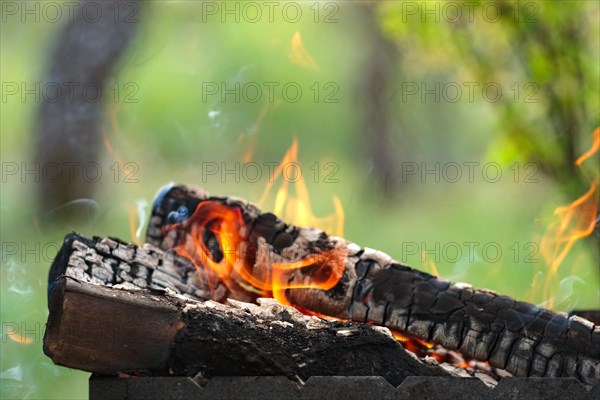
[1,1,598,399]
[376,0,600,196]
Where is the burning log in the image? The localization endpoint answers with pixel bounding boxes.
[147,184,600,387]
[43,233,456,383]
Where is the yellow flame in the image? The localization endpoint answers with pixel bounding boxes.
[289,32,320,71]
[422,252,440,278]
[258,138,344,237]
[127,202,147,246]
[7,331,33,345]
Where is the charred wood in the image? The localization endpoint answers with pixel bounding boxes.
[44,233,455,384]
[147,184,600,387]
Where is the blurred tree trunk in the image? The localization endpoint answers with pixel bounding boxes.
[358,4,401,197]
[35,0,141,222]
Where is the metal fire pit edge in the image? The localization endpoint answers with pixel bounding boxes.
[89,375,599,400]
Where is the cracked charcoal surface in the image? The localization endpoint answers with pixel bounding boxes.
[48,236,459,385]
[146,184,600,387]
[49,233,209,302]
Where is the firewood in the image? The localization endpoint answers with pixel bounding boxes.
[44,233,455,384]
[147,184,600,387]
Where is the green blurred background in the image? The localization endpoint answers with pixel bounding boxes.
[1,1,599,398]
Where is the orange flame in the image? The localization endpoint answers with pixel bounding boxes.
[168,200,347,306]
[391,330,435,349]
[289,32,320,71]
[167,140,346,307]
[6,330,33,345]
[538,128,599,308]
[576,128,600,166]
